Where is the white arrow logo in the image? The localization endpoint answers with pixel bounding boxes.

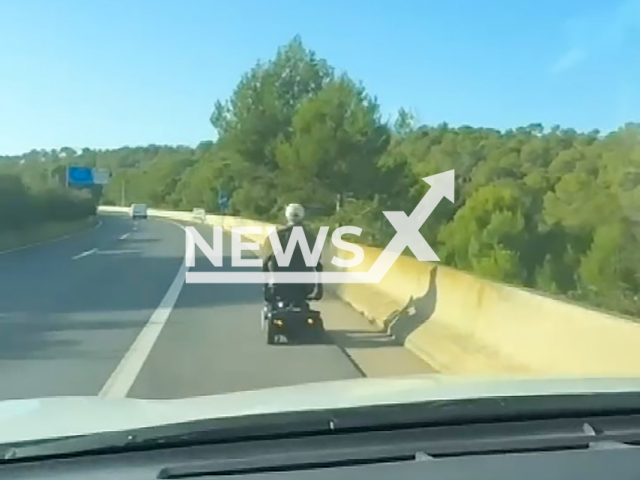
[361,169,455,283]
[185,170,455,284]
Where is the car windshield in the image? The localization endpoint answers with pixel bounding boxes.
[1,0,639,452]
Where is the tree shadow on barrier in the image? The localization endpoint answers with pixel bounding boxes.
[386,266,439,343]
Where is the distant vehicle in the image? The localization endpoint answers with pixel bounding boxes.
[130,203,148,220]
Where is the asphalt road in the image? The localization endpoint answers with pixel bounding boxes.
[0,214,431,401]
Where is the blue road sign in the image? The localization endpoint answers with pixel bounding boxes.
[67,166,94,186]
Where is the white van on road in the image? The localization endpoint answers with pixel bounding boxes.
[130,203,148,220]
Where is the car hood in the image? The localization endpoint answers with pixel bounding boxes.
[2,374,640,444]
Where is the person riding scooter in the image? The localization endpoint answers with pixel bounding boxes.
[262,203,323,308]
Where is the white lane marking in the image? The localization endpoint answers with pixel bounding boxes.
[71,248,97,260]
[99,224,188,399]
[119,232,130,240]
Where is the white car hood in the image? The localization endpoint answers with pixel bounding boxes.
[2,374,640,445]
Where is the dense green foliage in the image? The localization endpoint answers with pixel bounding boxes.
[2,36,640,317]
[0,173,97,230]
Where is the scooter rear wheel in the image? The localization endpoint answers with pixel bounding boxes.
[266,321,277,344]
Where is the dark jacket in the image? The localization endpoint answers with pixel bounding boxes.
[262,224,322,273]
[262,223,324,301]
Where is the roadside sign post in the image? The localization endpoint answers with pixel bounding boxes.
[219,192,230,213]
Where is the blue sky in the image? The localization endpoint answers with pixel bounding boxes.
[0,0,639,155]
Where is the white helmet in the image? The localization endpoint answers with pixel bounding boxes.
[285,203,305,225]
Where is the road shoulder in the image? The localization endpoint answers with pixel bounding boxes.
[319,293,436,377]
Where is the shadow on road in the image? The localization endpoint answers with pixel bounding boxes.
[0,215,269,362]
[326,329,401,349]
[0,315,143,360]
[120,238,161,244]
[319,268,438,351]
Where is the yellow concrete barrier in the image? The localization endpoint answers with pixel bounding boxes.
[98,206,640,376]
[98,206,129,214]
[333,244,640,376]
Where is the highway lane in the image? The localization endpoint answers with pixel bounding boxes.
[0,215,184,400]
[126,219,431,399]
[0,215,361,400]
[127,221,362,399]
[0,213,431,401]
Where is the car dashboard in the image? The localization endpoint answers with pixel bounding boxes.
[3,412,640,480]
